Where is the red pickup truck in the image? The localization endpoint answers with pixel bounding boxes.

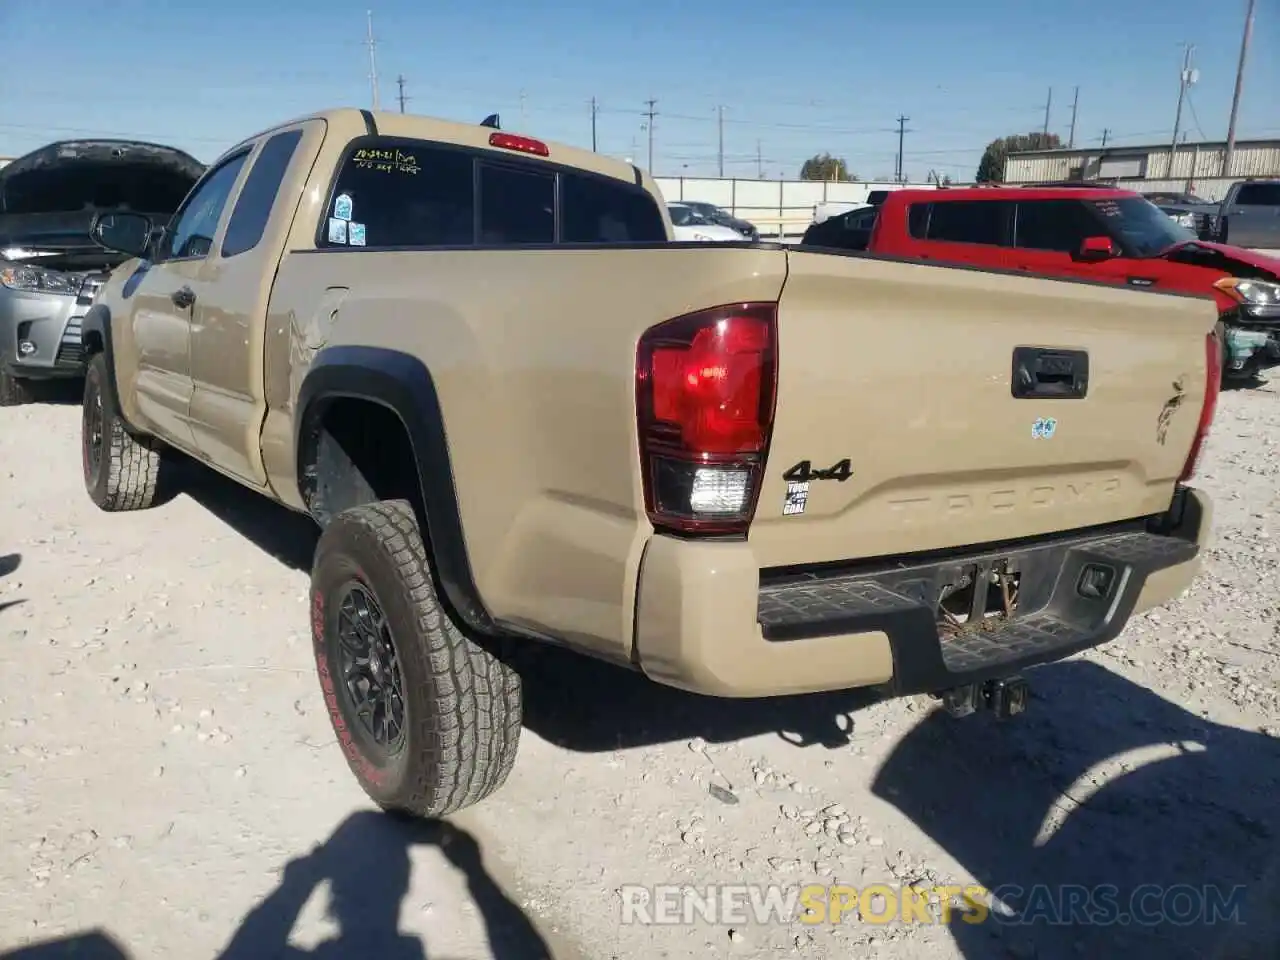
[801,185,1280,382]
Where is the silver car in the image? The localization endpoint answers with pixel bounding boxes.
[1,139,204,405]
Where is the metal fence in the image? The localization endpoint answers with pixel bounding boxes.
[653,177,939,240]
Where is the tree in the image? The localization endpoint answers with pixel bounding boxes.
[800,152,857,182]
[975,132,1063,183]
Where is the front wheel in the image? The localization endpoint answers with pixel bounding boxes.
[81,352,166,511]
[309,499,523,817]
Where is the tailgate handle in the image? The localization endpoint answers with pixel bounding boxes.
[1011,347,1089,399]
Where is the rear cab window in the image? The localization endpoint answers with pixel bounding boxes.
[318,135,666,248]
[221,129,304,258]
[908,200,1012,245]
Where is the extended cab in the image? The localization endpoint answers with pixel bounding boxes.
[801,186,1280,382]
[79,109,1218,818]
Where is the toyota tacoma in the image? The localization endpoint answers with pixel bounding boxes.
[77,108,1218,818]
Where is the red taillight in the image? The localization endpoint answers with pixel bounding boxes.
[1180,330,1221,482]
[636,303,778,535]
[488,132,550,157]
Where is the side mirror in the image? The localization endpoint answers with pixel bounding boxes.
[91,212,154,258]
[1077,235,1116,262]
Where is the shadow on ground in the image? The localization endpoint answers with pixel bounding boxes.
[172,458,319,570]
[12,379,83,406]
[0,552,23,615]
[0,811,553,960]
[515,641,879,752]
[870,659,1280,960]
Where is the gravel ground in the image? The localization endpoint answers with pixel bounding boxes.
[1,381,1277,960]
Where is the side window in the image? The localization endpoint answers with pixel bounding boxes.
[560,172,666,243]
[923,200,1008,245]
[162,151,250,261]
[1014,200,1103,252]
[907,203,930,238]
[479,162,554,244]
[1234,183,1280,206]
[221,129,304,258]
[321,139,474,248]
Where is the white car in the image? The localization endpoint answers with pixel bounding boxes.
[667,203,745,242]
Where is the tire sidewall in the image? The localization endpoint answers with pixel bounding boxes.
[310,519,430,805]
[82,356,110,502]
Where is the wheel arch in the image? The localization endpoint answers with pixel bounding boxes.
[294,345,497,638]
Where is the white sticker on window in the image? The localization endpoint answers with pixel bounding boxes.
[328,218,348,244]
[333,193,354,221]
[348,222,366,246]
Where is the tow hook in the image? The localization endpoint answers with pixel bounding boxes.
[932,676,1031,719]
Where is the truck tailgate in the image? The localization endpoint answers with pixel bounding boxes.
[749,252,1218,569]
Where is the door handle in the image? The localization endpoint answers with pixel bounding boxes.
[1011,347,1089,399]
[171,286,196,309]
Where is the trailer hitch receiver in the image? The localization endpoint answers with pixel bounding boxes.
[934,676,1030,719]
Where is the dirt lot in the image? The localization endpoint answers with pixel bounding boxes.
[1,382,1278,960]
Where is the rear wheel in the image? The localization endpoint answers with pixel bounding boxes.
[0,368,33,407]
[309,499,522,817]
[82,352,166,511]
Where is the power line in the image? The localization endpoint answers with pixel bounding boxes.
[1169,43,1196,170]
[396,75,410,114]
[643,99,657,173]
[365,10,379,111]
[1224,0,1257,178]
[894,115,911,183]
[717,105,725,178]
[1068,86,1080,148]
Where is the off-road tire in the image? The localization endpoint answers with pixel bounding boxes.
[81,352,164,511]
[0,368,34,407]
[309,499,522,818]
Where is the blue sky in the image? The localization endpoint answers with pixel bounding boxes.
[2,0,1275,181]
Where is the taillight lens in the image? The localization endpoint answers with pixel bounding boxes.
[636,303,778,535]
[1180,330,1221,482]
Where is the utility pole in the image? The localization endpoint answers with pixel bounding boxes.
[1100,128,1110,148]
[590,97,599,152]
[756,140,763,179]
[643,99,657,173]
[396,75,409,114]
[1068,86,1080,148]
[1224,0,1256,178]
[1169,43,1196,172]
[894,115,910,183]
[365,10,380,111]
[1042,87,1052,138]
[716,105,725,178]
[519,90,527,128]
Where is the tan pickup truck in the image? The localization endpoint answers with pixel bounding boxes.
[80,108,1220,818]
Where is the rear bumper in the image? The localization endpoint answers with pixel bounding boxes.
[634,487,1212,698]
[0,285,94,380]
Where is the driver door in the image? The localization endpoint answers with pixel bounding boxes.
[126,151,250,450]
